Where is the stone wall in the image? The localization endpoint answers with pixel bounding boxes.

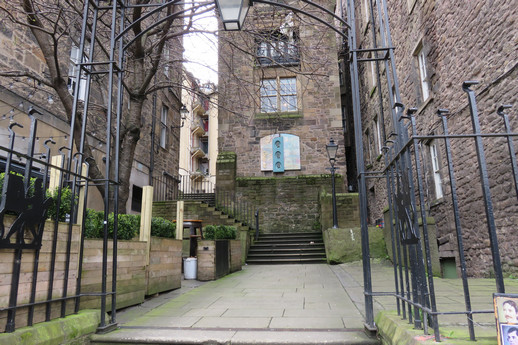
[320,192,361,230]
[236,175,345,233]
[387,0,518,277]
[346,0,518,277]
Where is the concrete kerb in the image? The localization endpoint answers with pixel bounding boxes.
[0,309,103,345]
[375,311,497,345]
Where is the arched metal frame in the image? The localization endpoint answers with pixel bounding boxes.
[70,0,385,334]
[72,0,510,342]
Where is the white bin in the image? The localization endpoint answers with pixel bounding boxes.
[183,257,197,280]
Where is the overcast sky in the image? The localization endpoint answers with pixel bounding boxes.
[183,10,218,85]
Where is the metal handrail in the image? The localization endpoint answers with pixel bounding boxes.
[214,188,258,231]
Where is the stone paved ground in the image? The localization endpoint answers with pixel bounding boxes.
[91,261,518,344]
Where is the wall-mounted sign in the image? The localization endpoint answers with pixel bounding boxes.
[260,134,300,172]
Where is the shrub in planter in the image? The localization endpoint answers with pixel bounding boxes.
[203,225,216,240]
[85,210,175,240]
[84,208,103,238]
[84,210,139,240]
[150,217,176,238]
[47,186,78,222]
[108,213,140,240]
[203,225,236,240]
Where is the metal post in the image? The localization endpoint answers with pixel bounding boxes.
[497,105,518,201]
[331,165,338,228]
[438,109,475,340]
[346,0,374,329]
[463,81,505,293]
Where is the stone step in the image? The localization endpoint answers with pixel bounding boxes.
[90,329,378,344]
[246,231,327,265]
[246,257,327,264]
[248,247,325,254]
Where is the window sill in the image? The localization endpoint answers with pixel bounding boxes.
[417,95,434,114]
[430,197,444,208]
[255,112,302,120]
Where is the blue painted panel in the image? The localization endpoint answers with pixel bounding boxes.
[272,137,284,172]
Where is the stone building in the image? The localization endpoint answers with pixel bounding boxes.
[218,0,518,276]
[217,1,349,233]
[348,0,518,276]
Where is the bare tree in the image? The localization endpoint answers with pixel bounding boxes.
[0,0,214,211]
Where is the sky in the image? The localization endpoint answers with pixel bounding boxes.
[183,10,219,85]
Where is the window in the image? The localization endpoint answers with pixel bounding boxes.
[260,77,297,113]
[364,0,370,24]
[131,185,143,212]
[201,138,208,154]
[415,44,430,102]
[163,45,170,77]
[68,45,88,101]
[256,30,299,66]
[374,116,382,154]
[366,129,372,163]
[370,56,377,89]
[429,141,443,199]
[160,105,168,148]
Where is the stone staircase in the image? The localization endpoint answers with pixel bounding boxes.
[246,232,327,264]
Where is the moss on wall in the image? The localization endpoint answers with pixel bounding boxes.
[323,226,387,264]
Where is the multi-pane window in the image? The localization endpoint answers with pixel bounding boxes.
[416,45,430,102]
[68,45,87,101]
[257,31,299,66]
[429,141,443,199]
[260,77,297,113]
[160,105,168,148]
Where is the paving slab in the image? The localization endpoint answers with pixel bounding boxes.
[92,260,518,344]
[91,264,378,345]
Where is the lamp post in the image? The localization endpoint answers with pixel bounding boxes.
[214,0,251,31]
[326,138,338,228]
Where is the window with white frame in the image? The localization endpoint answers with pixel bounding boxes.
[364,0,370,24]
[366,128,373,163]
[375,116,382,154]
[163,45,170,77]
[68,45,88,101]
[429,141,443,199]
[160,105,168,148]
[369,55,377,90]
[260,77,297,113]
[415,44,430,102]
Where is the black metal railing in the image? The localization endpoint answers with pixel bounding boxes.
[0,109,116,333]
[153,174,215,202]
[214,188,257,230]
[366,83,517,341]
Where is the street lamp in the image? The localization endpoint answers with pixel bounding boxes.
[326,138,338,228]
[215,0,251,31]
[172,105,189,129]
